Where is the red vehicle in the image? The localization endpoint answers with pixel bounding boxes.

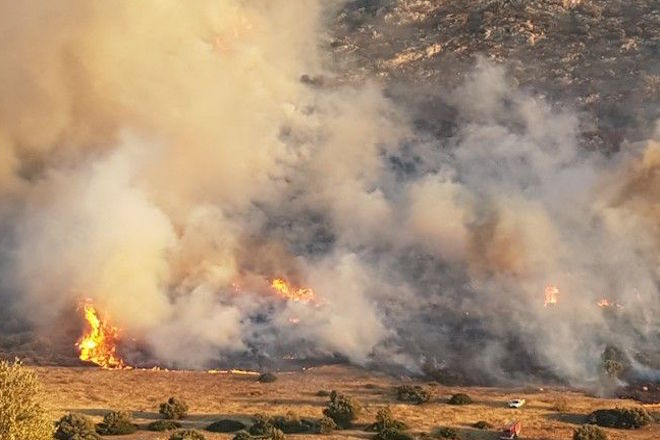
[500,420,522,439]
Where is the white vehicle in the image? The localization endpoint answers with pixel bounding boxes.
[507,399,526,408]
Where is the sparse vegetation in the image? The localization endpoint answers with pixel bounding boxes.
[270,411,315,434]
[374,427,415,440]
[148,420,183,431]
[258,372,278,383]
[54,413,101,440]
[169,429,206,440]
[601,345,630,378]
[396,385,430,404]
[553,397,570,412]
[447,393,472,405]
[249,414,274,436]
[96,410,137,435]
[368,407,408,432]
[573,424,608,440]
[587,407,652,429]
[0,359,53,440]
[473,420,493,430]
[316,390,331,397]
[207,419,248,433]
[435,427,459,439]
[160,397,189,420]
[233,430,252,440]
[317,416,338,434]
[323,390,362,428]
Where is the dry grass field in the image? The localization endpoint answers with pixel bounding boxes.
[37,365,660,440]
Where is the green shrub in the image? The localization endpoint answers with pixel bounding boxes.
[323,390,362,428]
[249,414,274,436]
[374,427,415,440]
[447,393,472,405]
[96,410,137,435]
[160,397,189,420]
[233,430,252,440]
[270,411,315,433]
[258,372,278,383]
[54,413,101,440]
[317,416,338,434]
[574,424,608,440]
[0,359,53,440]
[435,427,459,439]
[587,407,652,429]
[473,420,493,430]
[169,429,206,440]
[368,407,408,432]
[148,420,182,431]
[207,419,248,433]
[396,385,430,404]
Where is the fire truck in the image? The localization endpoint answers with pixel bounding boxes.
[500,420,522,440]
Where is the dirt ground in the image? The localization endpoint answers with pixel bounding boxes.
[37,365,660,440]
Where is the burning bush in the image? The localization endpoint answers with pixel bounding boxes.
[54,413,101,440]
[258,372,278,383]
[96,410,137,435]
[160,397,189,420]
[317,416,338,434]
[206,419,248,433]
[0,359,53,440]
[169,429,206,440]
[374,427,415,440]
[367,407,408,432]
[472,421,493,430]
[587,407,652,429]
[396,385,430,404]
[573,424,608,440]
[447,393,472,405]
[434,427,459,439]
[322,390,362,428]
[148,420,182,431]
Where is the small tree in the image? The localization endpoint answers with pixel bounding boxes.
[54,413,101,440]
[96,410,137,435]
[369,407,408,432]
[322,391,362,428]
[160,397,189,419]
[0,359,53,440]
[317,416,338,434]
[573,424,607,440]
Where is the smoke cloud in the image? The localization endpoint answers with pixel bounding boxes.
[1,0,659,384]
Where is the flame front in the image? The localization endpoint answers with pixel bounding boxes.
[270,278,315,303]
[543,285,559,307]
[76,303,125,369]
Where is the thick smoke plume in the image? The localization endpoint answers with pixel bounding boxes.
[0,0,659,385]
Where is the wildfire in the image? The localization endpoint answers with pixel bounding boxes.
[543,284,559,307]
[270,278,315,303]
[76,302,125,369]
[597,298,624,309]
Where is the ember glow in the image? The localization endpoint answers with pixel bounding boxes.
[76,303,125,369]
[270,278,315,303]
[543,285,559,307]
[597,298,624,309]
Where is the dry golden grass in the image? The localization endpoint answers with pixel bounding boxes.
[34,365,660,440]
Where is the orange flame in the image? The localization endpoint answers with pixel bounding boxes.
[543,285,559,307]
[597,298,624,309]
[270,278,315,303]
[76,302,125,369]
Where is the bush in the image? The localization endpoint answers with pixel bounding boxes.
[447,393,472,405]
[317,416,338,434]
[233,430,252,440]
[160,397,189,420]
[587,407,652,429]
[249,414,274,436]
[96,410,137,435]
[316,390,331,397]
[55,413,101,440]
[435,427,459,439]
[148,420,182,431]
[323,391,362,428]
[574,424,608,440]
[0,359,53,440]
[473,420,493,430]
[170,429,206,440]
[270,411,315,434]
[553,397,570,412]
[258,372,278,383]
[263,427,286,440]
[374,427,415,440]
[368,407,408,432]
[207,419,248,433]
[396,385,430,404]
